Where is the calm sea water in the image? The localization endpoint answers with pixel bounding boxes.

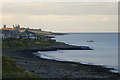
[36,33,119,72]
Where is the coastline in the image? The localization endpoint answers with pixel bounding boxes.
[34,51,119,73]
[3,48,120,79]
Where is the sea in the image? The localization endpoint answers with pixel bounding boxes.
[34,33,119,73]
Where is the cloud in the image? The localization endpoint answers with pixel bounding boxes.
[2,2,118,32]
[2,14,117,32]
[3,2,117,15]
[1,0,119,3]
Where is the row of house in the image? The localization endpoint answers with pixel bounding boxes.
[0,25,54,40]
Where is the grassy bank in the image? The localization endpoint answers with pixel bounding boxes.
[2,38,55,49]
[2,55,38,79]
[2,38,92,51]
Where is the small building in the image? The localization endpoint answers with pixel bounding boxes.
[0,25,20,39]
[19,29,38,39]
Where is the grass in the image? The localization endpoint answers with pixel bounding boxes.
[2,38,56,49]
[2,56,39,79]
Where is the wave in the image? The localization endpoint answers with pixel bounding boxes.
[33,51,119,73]
[33,51,65,61]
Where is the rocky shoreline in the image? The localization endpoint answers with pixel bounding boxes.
[14,41,93,52]
[3,48,120,79]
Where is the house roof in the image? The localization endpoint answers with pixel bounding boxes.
[20,30,36,35]
[0,27,15,30]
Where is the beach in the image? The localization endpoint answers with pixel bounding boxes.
[3,48,120,79]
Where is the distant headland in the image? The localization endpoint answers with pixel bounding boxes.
[0,24,66,39]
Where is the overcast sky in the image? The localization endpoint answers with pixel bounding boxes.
[1,2,118,32]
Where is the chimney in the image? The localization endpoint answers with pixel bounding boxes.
[3,25,6,28]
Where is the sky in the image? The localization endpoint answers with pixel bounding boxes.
[1,2,118,32]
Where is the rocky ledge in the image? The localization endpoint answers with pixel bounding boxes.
[16,42,93,52]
